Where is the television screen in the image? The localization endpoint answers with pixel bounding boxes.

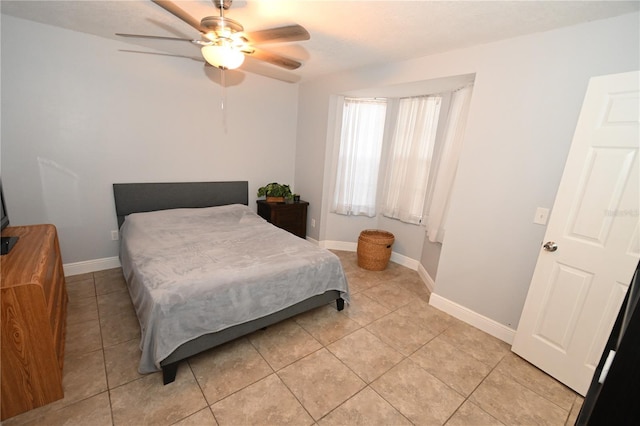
[0,179,9,230]
[0,179,19,254]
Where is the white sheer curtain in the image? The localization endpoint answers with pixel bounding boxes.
[332,97,387,217]
[382,96,442,224]
[425,84,474,242]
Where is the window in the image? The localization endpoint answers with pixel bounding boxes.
[331,97,387,217]
[381,95,442,224]
[330,82,474,239]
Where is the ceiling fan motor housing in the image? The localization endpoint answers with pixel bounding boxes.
[201,16,244,34]
[214,0,232,10]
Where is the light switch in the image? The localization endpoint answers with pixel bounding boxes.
[533,207,550,225]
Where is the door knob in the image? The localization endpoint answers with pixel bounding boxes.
[543,241,558,252]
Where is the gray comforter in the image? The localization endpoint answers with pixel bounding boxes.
[119,204,349,373]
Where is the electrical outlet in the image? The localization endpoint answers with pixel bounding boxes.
[311,219,316,228]
[533,207,550,225]
[111,230,119,241]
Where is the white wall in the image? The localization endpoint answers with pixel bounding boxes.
[295,12,640,331]
[1,15,300,265]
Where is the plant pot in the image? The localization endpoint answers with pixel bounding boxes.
[266,196,285,203]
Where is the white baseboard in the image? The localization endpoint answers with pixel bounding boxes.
[417,264,435,293]
[322,238,514,345]
[390,251,419,270]
[320,240,357,252]
[65,245,514,347]
[320,240,420,271]
[429,292,516,344]
[63,256,121,277]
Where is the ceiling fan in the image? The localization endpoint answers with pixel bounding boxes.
[117,0,309,78]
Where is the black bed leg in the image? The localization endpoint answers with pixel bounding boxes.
[162,362,179,385]
[336,297,345,311]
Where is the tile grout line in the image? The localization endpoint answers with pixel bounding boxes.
[49,257,577,426]
[328,283,468,426]
[442,351,508,426]
[93,272,117,426]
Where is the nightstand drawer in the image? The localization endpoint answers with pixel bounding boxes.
[257,200,309,238]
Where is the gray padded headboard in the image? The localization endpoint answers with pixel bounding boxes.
[113,181,249,228]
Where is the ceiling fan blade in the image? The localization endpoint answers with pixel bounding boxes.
[202,60,297,84]
[151,0,205,33]
[246,25,310,44]
[249,47,302,70]
[116,33,198,43]
[119,49,204,62]
[240,58,301,83]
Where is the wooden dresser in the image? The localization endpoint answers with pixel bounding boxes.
[1,224,68,420]
[257,200,309,238]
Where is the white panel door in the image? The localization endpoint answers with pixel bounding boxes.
[512,71,640,396]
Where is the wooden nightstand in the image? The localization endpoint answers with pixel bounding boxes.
[257,200,309,238]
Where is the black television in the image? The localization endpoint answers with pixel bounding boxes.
[0,179,19,255]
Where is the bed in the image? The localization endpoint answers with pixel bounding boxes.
[113,181,349,384]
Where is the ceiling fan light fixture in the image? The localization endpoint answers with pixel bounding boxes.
[201,44,245,69]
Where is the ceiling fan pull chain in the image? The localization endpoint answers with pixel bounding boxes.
[220,69,228,133]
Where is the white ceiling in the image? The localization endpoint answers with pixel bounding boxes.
[2,1,639,82]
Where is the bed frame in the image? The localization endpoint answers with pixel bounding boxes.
[112,181,344,384]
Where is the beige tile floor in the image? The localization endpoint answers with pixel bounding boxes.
[4,250,584,426]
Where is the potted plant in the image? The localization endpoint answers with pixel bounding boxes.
[257,182,292,203]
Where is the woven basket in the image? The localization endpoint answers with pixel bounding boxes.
[357,229,395,271]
